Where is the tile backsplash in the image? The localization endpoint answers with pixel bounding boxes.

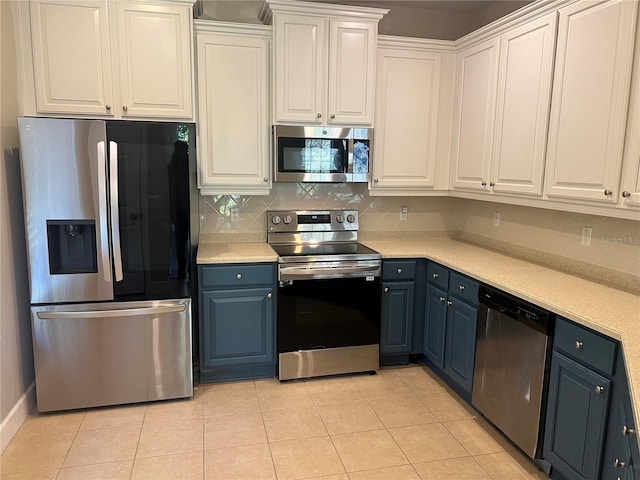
[199,185,640,281]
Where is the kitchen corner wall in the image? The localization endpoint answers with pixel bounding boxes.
[0,0,35,453]
[450,198,640,282]
[200,186,640,286]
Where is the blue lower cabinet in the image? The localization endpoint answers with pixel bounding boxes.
[423,284,447,368]
[381,281,415,355]
[544,351,611,480]
[423,262,478,397]
[443,299,477,394]
[199,263,276,382]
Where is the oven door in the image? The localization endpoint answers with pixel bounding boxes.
[278,276,381,352]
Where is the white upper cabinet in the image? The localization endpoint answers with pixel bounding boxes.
[29,0,114,116]
[491,12,557,196]
[263,0,387,126]
[544,0,637,204]
[114,2,193,119]
[195,22,271,195]
[619,14,640,210]
[22,0,194,120]
[371,38,454,194]
[450,37,500,192]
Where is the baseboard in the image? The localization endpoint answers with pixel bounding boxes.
[0,381,36,454]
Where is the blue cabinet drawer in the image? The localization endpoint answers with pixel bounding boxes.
[449,272,479,306]
[383,260,417,281]
[427,262,449,289]
[554,317,617,375]
[200,263,275,289]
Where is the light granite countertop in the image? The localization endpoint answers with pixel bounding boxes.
[197,237,640,440]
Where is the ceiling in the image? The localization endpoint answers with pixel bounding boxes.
[197,1,534,39]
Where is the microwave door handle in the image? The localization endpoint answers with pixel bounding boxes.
[97,141,111,283]
[109,141,123,282]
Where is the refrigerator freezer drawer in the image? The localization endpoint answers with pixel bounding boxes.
[31,299,192,412]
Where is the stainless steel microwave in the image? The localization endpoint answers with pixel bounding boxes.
[273,125,372,183]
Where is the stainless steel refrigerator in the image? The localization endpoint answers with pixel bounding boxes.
[18,117,195,412]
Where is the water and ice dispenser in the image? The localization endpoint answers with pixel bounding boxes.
[46,220,98,274]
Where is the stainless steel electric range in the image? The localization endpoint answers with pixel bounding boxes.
[267,210,381,381]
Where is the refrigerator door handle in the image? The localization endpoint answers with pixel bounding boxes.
[36,304,186,319]
[97,141,111,283]
[109,141,124,282]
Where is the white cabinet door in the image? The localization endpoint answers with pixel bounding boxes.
[29,0,114,115]
[620,19,640,210]
[544,0,637,204]
[274,14,326,123]
[115,2,193,119]
[491,13,557,196]
[327,20,376,125]
[196,27,271,195]
[372,47,441,190]
[451,38,500,192]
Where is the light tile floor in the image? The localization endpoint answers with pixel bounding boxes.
[0,364,551,480]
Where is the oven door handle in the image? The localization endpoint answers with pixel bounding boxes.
[279,263,381,281]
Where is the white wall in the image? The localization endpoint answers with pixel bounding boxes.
[0,0,35,453]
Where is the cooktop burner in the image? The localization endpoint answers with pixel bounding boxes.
[271,242,380,263]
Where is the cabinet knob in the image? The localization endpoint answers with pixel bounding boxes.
[236,273,242,280]
[458,285,465,292]
[622,425,635,436]
[432,273,438,279]
[397,268,402,274]
[122,105,128,112]
[575,341,583,349]
[105,105,111,111]
[613,458,626,469]
[481,181,487,187]
[374,178,379,183]
[622,190,631,198]
[316,113,322,119]
[489,182,495,187]
[264,177,269,182]
[384,287,389,293]
[267,292,272,298]
[439,296,446,302]
[595,385,605,394]
[447,300,453,306]
[330,114,336,119]
[604,189,613,196]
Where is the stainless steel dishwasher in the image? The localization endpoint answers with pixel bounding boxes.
[472,285,555,461]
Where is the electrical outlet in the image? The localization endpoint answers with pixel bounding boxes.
[493,211,501,227]
[581,226,592,246]
[230,208,239,223]
[400,206,408,221]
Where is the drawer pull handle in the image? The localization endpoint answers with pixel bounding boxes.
[575,341,583,350]
[447,300,453,306]
[384,287,389,293]
[439,296,446,302]
[267,292,272,298]
[622,425,635,436]
[236,273,242,280]
[432,273,439,279]
[595,385,605,394]
[613,458,625,468]
[458,285,465,292]
[397,268,402,274]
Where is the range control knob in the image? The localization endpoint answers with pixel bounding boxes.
[336,214,344,223]
[283,215,292,224]
[272,215,281,225]
[346,214,356,223]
